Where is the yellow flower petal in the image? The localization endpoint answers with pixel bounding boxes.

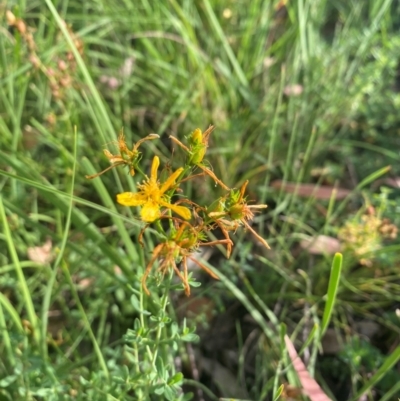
[141,201,161,222]
[159,167,184,194]
[160,200,191,220]
[151,156,160,182]
[117,192,146,206]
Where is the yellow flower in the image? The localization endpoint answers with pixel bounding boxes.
[117,156,191,223]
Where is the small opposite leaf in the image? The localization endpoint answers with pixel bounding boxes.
[168,372,183,386]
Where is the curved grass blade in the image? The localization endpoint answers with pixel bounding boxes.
[41,127,77,358]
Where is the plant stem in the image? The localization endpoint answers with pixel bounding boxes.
[151,269,173,368]
[139,284,154,361]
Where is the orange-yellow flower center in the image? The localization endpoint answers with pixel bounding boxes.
[138,180,161,202]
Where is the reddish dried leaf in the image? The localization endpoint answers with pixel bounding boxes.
[27,239,53,264]
[372,177,400,189]
[284,84,303,96]
[120,56,135,77]
[300,235,341,255]
[271,181,351,200]
[114,265,122,275]
[263,57,275,68]
[77,277,94,290]
[285,335,332,401]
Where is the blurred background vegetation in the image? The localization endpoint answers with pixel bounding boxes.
[1,0,400,400]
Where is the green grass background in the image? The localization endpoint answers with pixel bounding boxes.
[1,0,400,400]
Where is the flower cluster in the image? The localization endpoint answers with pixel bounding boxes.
[88,126,269,295]
[338,206,398,267]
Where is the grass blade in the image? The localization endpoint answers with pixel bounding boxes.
[0,196,39,345]
[320,253,343,338]
[203,261,279,342]
[44,0,115,142]
[350,344,400,401]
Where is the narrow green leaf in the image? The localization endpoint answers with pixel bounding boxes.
[320,253,343,338]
